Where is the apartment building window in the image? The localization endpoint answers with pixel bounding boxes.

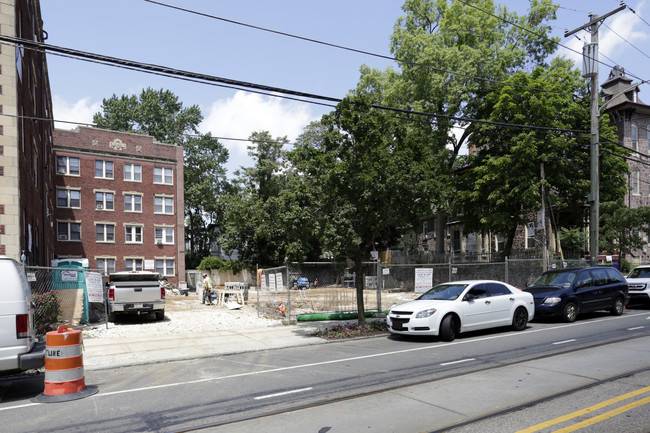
[125,258,144,272]
[56,156,80,175]
[631,124,638,151]
[57,221,81,241]
[95,191,115,210]
[125,225,143,243]
[155,227,174,244]
[154,167,173,185]
[526,222,536,249]
[95,160,114,179]
[124,163,142,182]
[155,259,175,276]
[632,168,640,195]
[96,223,115,242]
[57,188,81,208]
[96,258,116,274]
[154,195,174,214]
[124,193,142,212]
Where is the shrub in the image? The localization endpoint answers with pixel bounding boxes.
[314,320,388,340]
[197,257,244,274]
[33,291,61,334]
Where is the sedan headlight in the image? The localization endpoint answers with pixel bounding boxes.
[543,297,562,305]
[416,308,437,318]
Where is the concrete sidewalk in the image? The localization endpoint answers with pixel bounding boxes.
[82,322,333,370]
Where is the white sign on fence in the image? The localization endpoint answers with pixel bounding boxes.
[414,268,433,293]
[61,270,78,282]
[275,273,284,291]
[85,271,104,303]
[260,273,267,291]
[365,275,378,290]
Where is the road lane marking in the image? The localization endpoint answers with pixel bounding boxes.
[516,385,650,433]
[627,326,644,330]
[253,387,313,400]
[552,396,650,432]
[552,339,576,345]
[440,358,475,366]
[2,311,648,412]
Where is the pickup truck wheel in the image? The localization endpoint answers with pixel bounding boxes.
[155,310,165,321]
[108,312,116,322]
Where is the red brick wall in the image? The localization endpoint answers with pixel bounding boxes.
[54,127,185,283]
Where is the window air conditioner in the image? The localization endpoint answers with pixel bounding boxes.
[58,234,68,240]
[96,204,103,210]
[156,240,163,245]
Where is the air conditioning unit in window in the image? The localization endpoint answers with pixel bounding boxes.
[58,234,68,240]
[96,204,103,210]
[156,240,163,246]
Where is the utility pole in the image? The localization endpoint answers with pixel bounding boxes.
[565,3,626,266]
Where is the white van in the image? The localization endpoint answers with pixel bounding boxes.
[0,256,45,375]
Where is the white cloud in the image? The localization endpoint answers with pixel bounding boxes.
[200,91,319,173]
[564,4,648,75]
[52,95,101,130]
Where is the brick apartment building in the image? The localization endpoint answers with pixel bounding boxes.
[0,0,56,265]
[53,127,185,284]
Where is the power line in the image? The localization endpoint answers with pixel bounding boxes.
[455,0,649,85]
[603,23,650,62]
[627,3,650,28]
[143,0,568,96]
[0,35,589,135]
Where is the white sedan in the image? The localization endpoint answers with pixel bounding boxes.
[387,280,535,341]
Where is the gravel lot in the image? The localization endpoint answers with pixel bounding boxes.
[82,293,282,339]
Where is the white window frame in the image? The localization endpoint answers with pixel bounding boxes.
[155,258,175,276]
[57,221,81,241]
[96,257,116,274]
[124,163,142,182]
[631,123,638,151]
[632,168,640,195]
[57,156,80,176]
[154,195,174,214]
[95,160,114,179]
[125,225,143,244]
[154,226,174,245]
[124,193,143,213]
[154,167,174,185]
[125,258,144,272]
[56,188,81,208]
[95,190,115,211]
[95,223,115,243]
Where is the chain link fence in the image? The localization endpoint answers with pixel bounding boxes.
[254,258,590,320]
[25,266,107,337]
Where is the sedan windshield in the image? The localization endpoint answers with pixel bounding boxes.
[628,267,650,279]
[417,284,468,301]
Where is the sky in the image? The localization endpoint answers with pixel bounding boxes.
[39,0,650,175]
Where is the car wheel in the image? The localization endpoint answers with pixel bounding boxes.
[563,302,578,323]
[155,310,165,321]
[439,314,458,342]
[610,297,624,316]
[512,307,528,331]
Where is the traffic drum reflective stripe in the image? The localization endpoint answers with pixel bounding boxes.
[43,326,87,396]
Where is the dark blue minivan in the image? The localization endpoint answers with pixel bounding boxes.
[524,267,628,322]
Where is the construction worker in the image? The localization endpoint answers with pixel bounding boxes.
[202,273,214,305]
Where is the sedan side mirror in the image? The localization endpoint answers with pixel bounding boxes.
[464,293,475,302]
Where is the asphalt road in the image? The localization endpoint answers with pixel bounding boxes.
[1,306,649,432]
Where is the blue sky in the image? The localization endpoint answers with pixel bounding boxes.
[40,0,649,174]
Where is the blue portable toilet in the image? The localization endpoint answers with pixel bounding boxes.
[51,259,90,324]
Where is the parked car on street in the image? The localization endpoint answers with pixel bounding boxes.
[0,256,45,375]
[387,280,534,341]
[524,267,628,322]
[625,265,650,305]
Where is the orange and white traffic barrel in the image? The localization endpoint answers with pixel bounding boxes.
[33,325,98,403]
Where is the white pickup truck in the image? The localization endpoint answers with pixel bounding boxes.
[107,271,165,321]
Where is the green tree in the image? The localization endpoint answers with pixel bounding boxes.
[290,95,440,323]
[453,58,628,256]
[93,88,230,267]
[600,200,650,272]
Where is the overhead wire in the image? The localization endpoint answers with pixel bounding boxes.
[602,23,650,62]
[0,35,589,135]
[143,0,569,96]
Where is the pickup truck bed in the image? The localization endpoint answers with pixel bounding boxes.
[108,272,165,321]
